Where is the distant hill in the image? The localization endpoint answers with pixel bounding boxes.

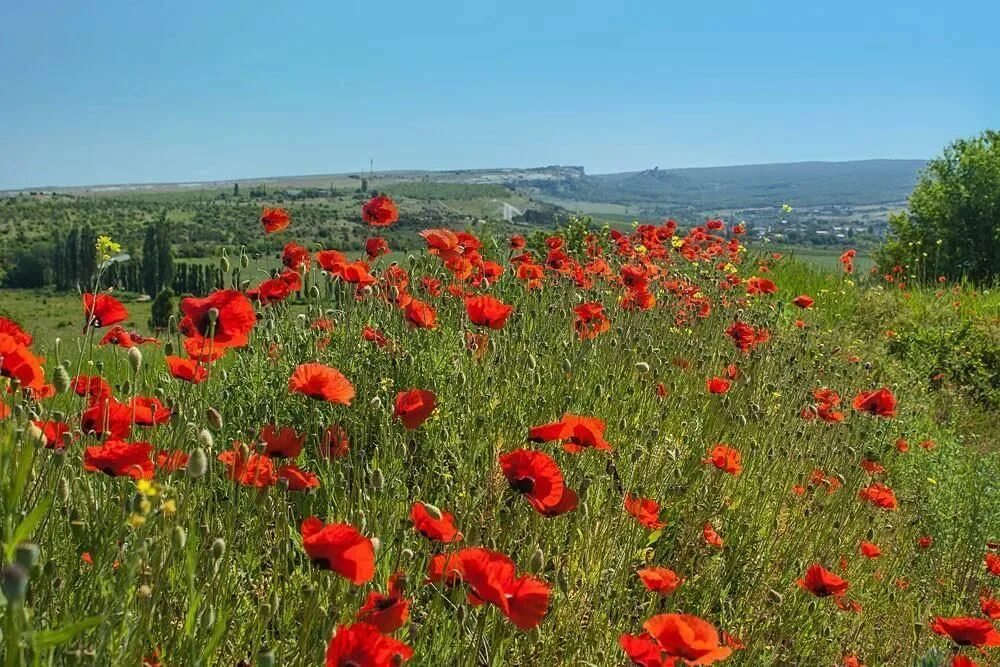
[520,160,926,210]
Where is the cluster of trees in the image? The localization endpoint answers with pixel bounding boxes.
[878,130,999,282]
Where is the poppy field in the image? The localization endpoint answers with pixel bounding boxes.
[1,200,998,666]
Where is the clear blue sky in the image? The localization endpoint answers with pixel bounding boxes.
[1,0,997,189]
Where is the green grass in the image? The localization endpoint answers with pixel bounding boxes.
[0,232,996,666]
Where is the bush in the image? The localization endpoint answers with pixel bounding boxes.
[878,130,1000,283]
[149,287,175,331]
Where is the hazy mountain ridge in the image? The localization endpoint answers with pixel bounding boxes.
[521,159,927,209]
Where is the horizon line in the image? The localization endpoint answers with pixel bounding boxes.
[1,156,928,194]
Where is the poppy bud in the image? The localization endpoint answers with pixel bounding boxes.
[372,469,385,490]
[172,526,187,550]
[220,256,231,273]
[207,308,219,325]
[358,511,367,532]
[206,408,223,431]
[211,538,226,560]
[1,564,29,605]
[370,537,381,552]
[14,543,40,571]
[557,569,569,594]
[423,503,443,520]
[401,548,414,560]
[201,605,217,632]
[53,365,71,394]
[766,588,784,604]
[561,358,572,373]
[163,340,174,356]
[370,396,383,411]
[58,478,71,504]
[187,448,208,479]
[635,362,651,373]
[595,384,604,397]
[128,347,143,372]
[256,648,275,667]
[527,354,537,370]
[240,254,250,269]
[309,285,320,299]
[528,547,544,573]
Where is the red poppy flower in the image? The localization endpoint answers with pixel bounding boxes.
[259,424,305,458]
[858,482,899,510]
[83,440,154,479]
[362,326,392,350]
[843,655,865,667]
[32,420,73,449]
[324,622,412,666]
[165,356,208,384]
[637,567,682,596]
[986,552,1000,576]
[182,336,228,363]
[624,493,666,530]
[792,294,815,308]
[393,389,436,429]
[499,449,577,517]
[746,276,777,295]
[288,364,355,404]
[0,401,8,420]
[528,414,612,453]
[573,302,610,340]
[859,541,882,558]
[403,298,437,329]
[0,317,32,346]
[179,290,256,349]
[860,459,886,474]
[83,293,129,329]
[356,572,411,633]
[797,564,850,597]
[509,234,526,250]
[702,444,742,475]
[364,237,390,259]
[300,516,375,584]
[706,377,732,394]
[100,326,158,348]
[918,535,934,549]
[930,616,1000,646]
[643,613,733,665]
[218,447,277,487]
[361,195,399,227]
[155,449,189,472]
[410,502,463,543]
[319,425,350,459]
[454,547,552,630]
[852,387,897,417]
[0,334,47,395]
[80,398,133,439]
[703,522,724,548]
[281,242,311,270]
[129,396,172,426]
[277,463,320,491]
[618,632,666,667]
[951,656,980,667]
[260,207,290,234]
[464,294,514,330]
[981,594,1000,620]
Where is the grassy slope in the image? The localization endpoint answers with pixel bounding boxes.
[0,245,997,665]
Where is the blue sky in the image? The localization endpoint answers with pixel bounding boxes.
[1,0,996,189]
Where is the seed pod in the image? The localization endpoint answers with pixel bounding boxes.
[206,408,223,431]
[172,526,187,550]
[187,448,208,478]
[1,565,29,605]
[14,543,40,571]
[127,347,143,372]
[53,365,71,394]
[528,547,544,573]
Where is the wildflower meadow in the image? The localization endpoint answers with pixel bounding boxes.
[1,198,998,666]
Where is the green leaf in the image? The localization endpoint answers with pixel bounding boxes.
[645,529,663,547]
[30,616,104,650]
[5,496,51,562]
